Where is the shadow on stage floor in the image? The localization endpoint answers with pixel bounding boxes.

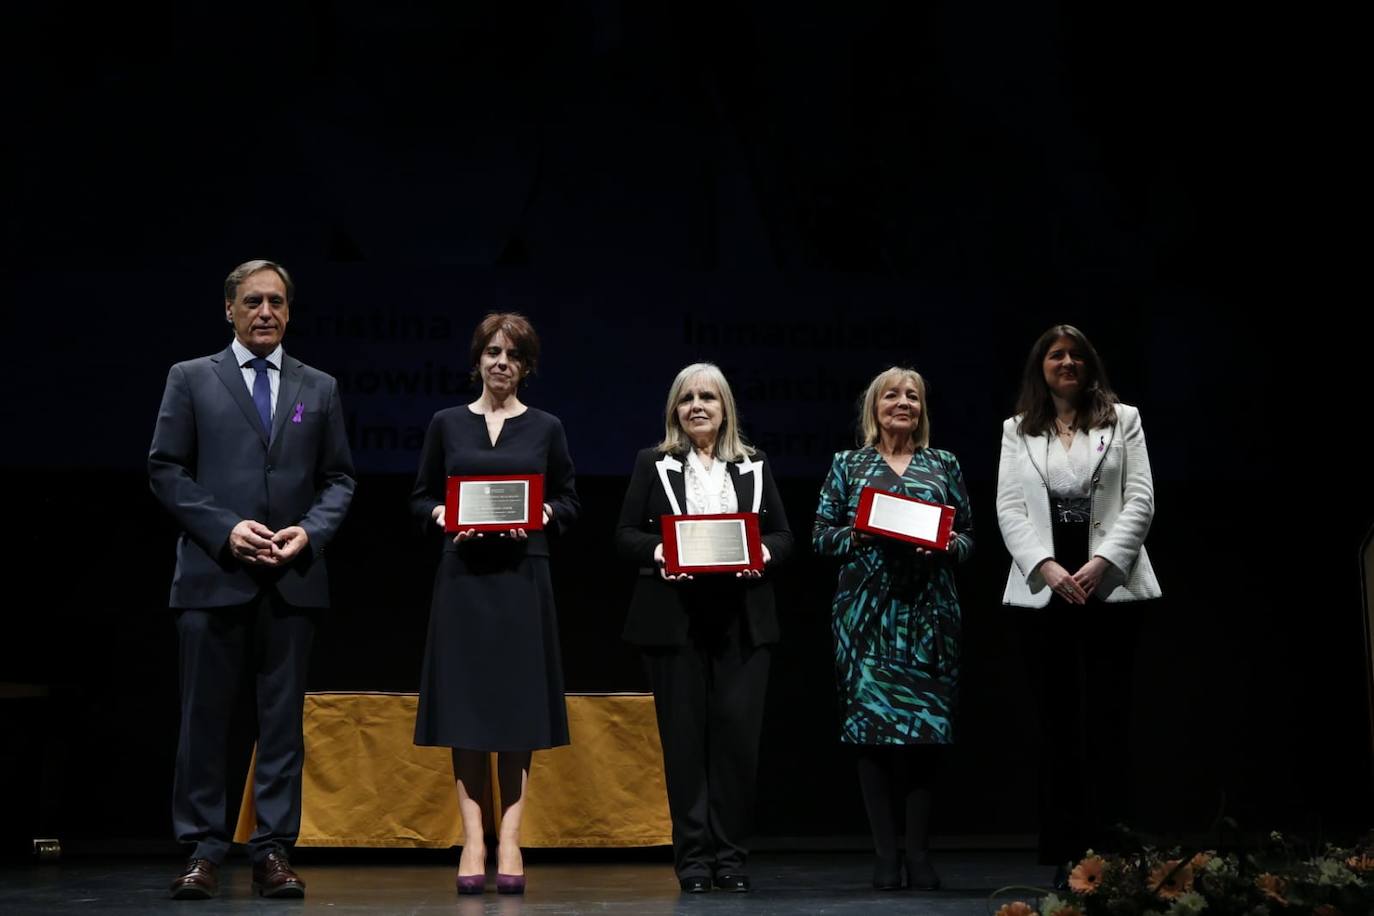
[0,851,1053,914]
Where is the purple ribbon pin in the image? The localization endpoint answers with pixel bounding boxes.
[1097,435,1105,453]
[291,402,305,424]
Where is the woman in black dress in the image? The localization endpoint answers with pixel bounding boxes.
[615,363,792,894]
[411,313,579,895]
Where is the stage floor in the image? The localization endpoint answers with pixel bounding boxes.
[0,852,1052,914]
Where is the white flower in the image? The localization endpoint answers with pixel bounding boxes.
[1167,890,1208,916]
[1312,856,1361,887]
[1203,856,1233,877]
[1040,893,1069,916]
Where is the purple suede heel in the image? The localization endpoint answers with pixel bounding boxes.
[456,874,485,895]
[495,873,526,895]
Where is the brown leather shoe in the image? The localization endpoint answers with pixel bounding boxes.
[252,850,306,898]
[169,857,218,899]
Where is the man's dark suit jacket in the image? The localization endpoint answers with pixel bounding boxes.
[148,345,356,608]
[615,447,793,647]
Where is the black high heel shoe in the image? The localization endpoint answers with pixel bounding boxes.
[713,874,751,892]
[872,855,903,890]
[906,855,941,891]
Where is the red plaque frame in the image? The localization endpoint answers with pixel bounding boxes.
[445,474,545,532]
[660,513,764,574]
[854,486,954,550]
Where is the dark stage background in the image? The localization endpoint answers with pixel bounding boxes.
[2,1,1369,852]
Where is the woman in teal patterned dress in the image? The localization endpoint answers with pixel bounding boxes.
[813,366,973,892]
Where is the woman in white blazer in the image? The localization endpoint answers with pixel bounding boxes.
[996,324,1160,885]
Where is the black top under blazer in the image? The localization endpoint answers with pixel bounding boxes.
[616,446,793,648]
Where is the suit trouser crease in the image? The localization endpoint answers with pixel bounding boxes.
[646,615,770,879]
[173,592,314,863]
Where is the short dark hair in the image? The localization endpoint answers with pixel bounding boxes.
[1014,324,1118,435]
[224,259,295,304]
[469,312,540,385]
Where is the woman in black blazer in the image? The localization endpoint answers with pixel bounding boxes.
[616,362,792,894]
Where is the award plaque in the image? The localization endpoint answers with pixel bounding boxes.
[854,486,954,550]
[445,474,545,532]
[660,513,764,575]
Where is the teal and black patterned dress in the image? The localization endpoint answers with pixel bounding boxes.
[812,447,974,746]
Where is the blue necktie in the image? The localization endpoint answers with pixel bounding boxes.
[247,357,273,438]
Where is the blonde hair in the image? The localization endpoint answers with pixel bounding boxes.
[656,363,756,461]
[858,367,931,449]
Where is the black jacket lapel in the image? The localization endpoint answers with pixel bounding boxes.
[270,357,305,453]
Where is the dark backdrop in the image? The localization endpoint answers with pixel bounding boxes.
[2,1,1368,851]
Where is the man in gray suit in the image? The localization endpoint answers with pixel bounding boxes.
[149,260,355,899]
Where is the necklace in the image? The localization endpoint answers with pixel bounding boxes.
[686,454,733,514]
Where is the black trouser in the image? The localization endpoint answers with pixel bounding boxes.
[1020,517,1140,866]
[644,608,770,880]
[172,590,316,864]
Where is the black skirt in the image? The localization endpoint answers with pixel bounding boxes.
[413,540,570,752]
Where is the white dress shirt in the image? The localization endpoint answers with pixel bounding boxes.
[230,338,282,420]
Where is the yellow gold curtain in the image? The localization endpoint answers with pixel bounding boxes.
[235,692,670,848]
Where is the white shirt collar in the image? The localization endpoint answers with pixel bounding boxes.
[232,338,284,369]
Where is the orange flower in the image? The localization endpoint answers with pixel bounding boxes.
[994,903,1037,916]
[1068,855,1105,894]
[1346,853,1374,873]
[1188,851,1213,871]
[1148,860,1194,899]
[1255,872,1287,904]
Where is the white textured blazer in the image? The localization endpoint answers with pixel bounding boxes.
[996,402,1161,607]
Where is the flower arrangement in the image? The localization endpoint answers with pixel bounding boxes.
[991,832,1374,916]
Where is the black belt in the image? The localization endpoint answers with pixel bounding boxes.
[1051,496,1091,524]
